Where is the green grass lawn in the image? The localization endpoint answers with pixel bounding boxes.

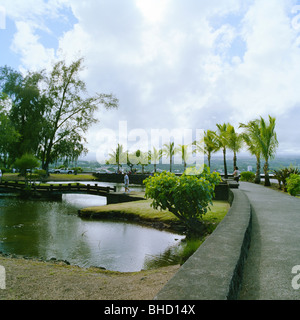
[80,197,230,231]
[47,174,95,181]
[2,173,95,182]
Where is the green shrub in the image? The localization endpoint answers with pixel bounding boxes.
[143,165,221,236]
[240,171,255,182]
[31,169,47,183]
[273,167,299,191]
[14,154,40,185]
[286,174,300,196]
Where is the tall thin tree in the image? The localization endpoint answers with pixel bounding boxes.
[151,146,162,173]
[203,130,219,168]
[257,115,278,186]
[215,123,229,179]
[176,144,190,172]
[162,142,176,172]
[239,120,262,184]
[40,58,118,173]
[109,143,125,172]
[227,124,243,171]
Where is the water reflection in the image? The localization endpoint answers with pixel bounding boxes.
[0,186,185,272]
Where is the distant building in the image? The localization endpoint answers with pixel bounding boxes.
[247,166,252,172]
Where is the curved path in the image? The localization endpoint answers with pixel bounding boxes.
[239,182,300,300]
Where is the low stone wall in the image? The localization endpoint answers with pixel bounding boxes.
[106,192,145,205]
[213,182,229,200]
[93,173,150,184]
[93,173,230,200]
[154,189,252,300]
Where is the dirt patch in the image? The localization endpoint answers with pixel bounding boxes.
[0,256,180,300]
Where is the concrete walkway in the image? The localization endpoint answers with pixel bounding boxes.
[238,182,300,300]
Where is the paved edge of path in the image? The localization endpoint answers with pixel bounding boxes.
[155,188,252,300]
[238,182,300,300]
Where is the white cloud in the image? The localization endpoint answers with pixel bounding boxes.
[1,0,69,71]
[1,0,66,20]
[11,21,56,72]
[213,1,300,123]
[58,0,300,155]
[2,0,300,156]
[135,0,170,24]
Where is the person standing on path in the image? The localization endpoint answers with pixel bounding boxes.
[124,172,130,193]
[0,169,2,183]
[233,166,240,182]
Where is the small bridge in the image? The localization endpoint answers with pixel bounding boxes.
[0,181,114,200]
[0,181,143,204]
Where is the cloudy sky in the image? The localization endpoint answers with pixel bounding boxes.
[1,0,300,161]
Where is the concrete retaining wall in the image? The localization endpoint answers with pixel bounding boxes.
[94,173,230,200]
[154,189,252,300]
[93,173,149,184]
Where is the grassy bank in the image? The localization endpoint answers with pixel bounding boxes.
[2,173,95,182]
[79,196,230,234]
[0,255,180,300]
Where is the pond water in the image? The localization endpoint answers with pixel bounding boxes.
[0,182,185,272]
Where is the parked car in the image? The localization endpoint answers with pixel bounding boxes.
[60,168,74,174]
[49,168,74,174]
[96,169,113,174]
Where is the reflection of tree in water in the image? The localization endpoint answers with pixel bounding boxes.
[143,238,203,270]
[143,245,181,270]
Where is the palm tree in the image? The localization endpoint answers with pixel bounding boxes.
[215,123,230,178]
[176,144,190,172]
[239,120,262,184]
[227,124,243,170]
[108,143,125,172]
[138,150,150,173]
[162,142,175,172]
[239,115,278,186]
[150,146,162,173]
[203,130,219,168]
[257,115,278,186]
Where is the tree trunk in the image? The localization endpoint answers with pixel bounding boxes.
[168,207,204,236]
[223,148,228,179]
[44,137,55,176]
[264,160,271,186]
[208,153,211,168]
[233,152,237,170]
[254,155,261,184]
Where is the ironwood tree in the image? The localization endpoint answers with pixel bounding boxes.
[0,58,119,171]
